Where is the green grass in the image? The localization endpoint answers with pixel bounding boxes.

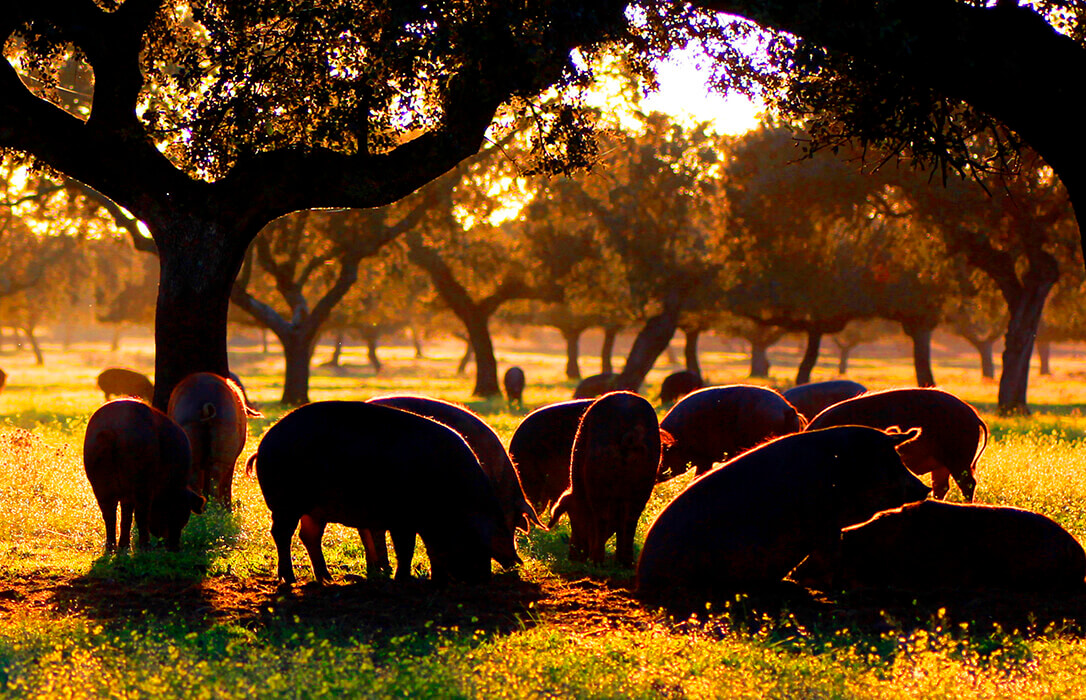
[5,331,1086,697]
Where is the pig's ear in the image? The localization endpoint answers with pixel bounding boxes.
[188,489,207,515]
[659,429,676,449]
[884,426,922,445]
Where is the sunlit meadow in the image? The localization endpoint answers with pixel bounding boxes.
[3,327,1086,698]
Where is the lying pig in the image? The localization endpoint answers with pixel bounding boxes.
[658,385,804,480]
[573,373,617,399]
[83,399,205,551]
[249,400,519,585]
[794,500,1086,593]
[549,391,664,567]
[97,367,154,403]
[636,426,930,604]
[508,399,593,514]
[168,372,250,506]
[805,387,988,501]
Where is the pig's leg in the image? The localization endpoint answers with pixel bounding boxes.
[299,515,332,583]
[270,513,300,584]
[358,528,391,575]
[134,505,151,549]
[931,467,951,500]
[118,501,134,550]
[99,499,118,552]
[615,511,636,569]
[952,468,977,502]
[390,529,416,581]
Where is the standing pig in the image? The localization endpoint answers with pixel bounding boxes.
[658,370,703,406]
[508,399,593,515]
[250,401,519,585]
[793,500,1086,593]
[548,391,664,567]
[658,385,804,480]
[83,399,205,551]
[97,367,154,403]
[805,387,988,501]
[168,372,252,506]
[783,380,867,422]
[503,367,526,407]
[366,395,541,571]
[636,426,930,604]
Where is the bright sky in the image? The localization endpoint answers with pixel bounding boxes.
[640,52,764,135]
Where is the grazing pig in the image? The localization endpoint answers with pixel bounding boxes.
[503,367,526,407]
[83,399,205,551]
[367,394,541,536]
[573,372,617,399]
[508,399,593,514]
[250,401,519,585]
[548,391,663,567]
[783,380,867,422]
[168,372,250,506]
[805,388,988,501]
[636,426,930,603]
[658,370,703,406]
[228,371,262,414]
[793,500,1086,593]
[658,385,804,480]
[97,367,154,403]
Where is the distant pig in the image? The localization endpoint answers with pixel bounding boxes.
[658,370,703,406]
[573,373,617,399]
[503,367,526,407]
[658,385,803,480]
[83,399,205,551]
[250,401,519,585]
[97,367,153,403]
[168,372,252,506]
[508,399,593,515]
[793,500,1086,593]
[783,380,867,422]
[636,426,930,604]
[549,391,664,567]
[805,388,988,501]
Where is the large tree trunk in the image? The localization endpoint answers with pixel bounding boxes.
[561,327,582,380]
[902,322,937,387]
[277,331,319,405]
[999,290,1053,415]
[600,326,619,375]
[794,330,822,386]
[616,295,682,392]
[153,239,241,409]
[684,328,702,378]
[464,313,501,397]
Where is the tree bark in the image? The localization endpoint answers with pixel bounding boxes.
[21,325,44,366]
[323,327,345,368]
[1037,339,1051,376]
[837,346,852,375]
[464,314,500,396]
[750,340,771,378]
[795,330,823,386]
[457,339,473,375]
[684,328,702,378]
[410,326,425,359]
[278,331,319,405]
[600,326,619,375]
[999,284,1055,414]
[901,322,937,388]
[616,294,682,392]
[968,338,997,380]
[362,328,382,374]
[561,327,583,380]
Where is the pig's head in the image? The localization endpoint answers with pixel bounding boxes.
[150,487,206,551]
[829,426,930,529]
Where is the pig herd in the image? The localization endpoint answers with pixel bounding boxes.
[80,376,1086,610]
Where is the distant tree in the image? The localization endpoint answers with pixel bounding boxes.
[946,272,1008,380]
[830,319,894,375]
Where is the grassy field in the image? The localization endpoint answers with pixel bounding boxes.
[4,328,1086,698]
